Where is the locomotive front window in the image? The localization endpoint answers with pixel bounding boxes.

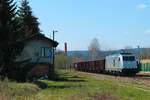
[118,58,120,61]
[123,56,135,61]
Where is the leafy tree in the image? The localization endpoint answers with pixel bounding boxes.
[55,51,71,69]
[88,38,101,60]
[18,0,40,38]
[0,0,23,78]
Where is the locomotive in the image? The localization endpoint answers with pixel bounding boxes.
[74,53,139,75]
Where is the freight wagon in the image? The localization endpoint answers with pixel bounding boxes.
[139,59,150,72]
[74,60,105,73]
[74,53,139,75]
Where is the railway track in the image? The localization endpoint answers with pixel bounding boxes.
[135,72,150,80]
[135,76,150,80]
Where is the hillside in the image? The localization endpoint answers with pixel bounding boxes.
[67,48,148,60]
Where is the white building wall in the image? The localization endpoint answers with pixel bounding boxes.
[16,39,53,64]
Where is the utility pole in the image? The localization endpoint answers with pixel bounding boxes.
[137,45,140,59]
[64,42,67,56]
[52,30,58,73]
[136,45,140,69]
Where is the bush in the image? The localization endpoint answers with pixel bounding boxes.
[0,79,40,99]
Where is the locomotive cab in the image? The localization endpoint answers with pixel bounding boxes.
[121,55,138,74]
[105,53,138,75]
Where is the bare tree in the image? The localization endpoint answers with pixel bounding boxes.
[124,46,133,50]
[139,48,150,59]
[121,46,133,53]
[88,38,100,60]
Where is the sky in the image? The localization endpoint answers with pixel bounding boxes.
[17,0,150,51]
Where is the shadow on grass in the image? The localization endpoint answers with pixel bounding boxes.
[34,81,49,89]
[47,85,83,89]
[51,72,87,82]
[34,71,87,89]
[52,76,86,82]
[34,81,81,90]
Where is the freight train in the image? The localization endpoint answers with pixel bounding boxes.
[74,53,139,75]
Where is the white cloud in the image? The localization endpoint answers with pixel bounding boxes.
[136,4,147,11]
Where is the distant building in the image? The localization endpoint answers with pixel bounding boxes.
[16,34,58,78]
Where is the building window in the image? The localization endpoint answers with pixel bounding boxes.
[113,59,115,67]
[40,47,52,58]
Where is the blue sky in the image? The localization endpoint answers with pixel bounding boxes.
[18,0,150,50]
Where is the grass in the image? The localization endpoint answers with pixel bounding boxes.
[32,70,150,100]
[0,78,40,100]
[1,70,150,100]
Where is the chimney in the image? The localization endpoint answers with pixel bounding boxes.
[64,42,67,55]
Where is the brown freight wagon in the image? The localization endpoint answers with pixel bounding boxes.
[73,59,105,73]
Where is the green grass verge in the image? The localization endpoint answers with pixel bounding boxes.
[1,70,150,100]
[33,70,150,100]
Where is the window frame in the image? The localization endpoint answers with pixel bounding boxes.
[40,47,52,58]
